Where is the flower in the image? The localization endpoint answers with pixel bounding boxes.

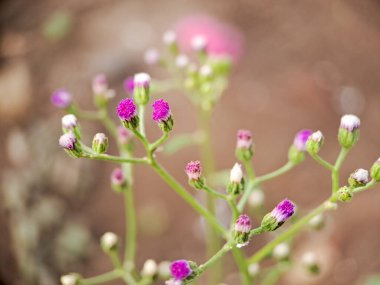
[338,114,360,148]
[142,259,158,277]
[144,49,160,65]
[340,114,360,131]
[248,190,265,207]
[51,89,72,108]
[348,168,369,187]
[234,214,251,248]
[169,260,192,281]
[174,14,244,62]
[230,163,243,183]
[100,232,118,252]
[306,130,324,154]
[61,114,78,130]
[237,130,252,149]
[117,98,137,121]
[134,73,151,105]
[152,99,174,132]
[134,72,151,88]
[273,243,290,260]
[111,168,125,186]
[59,132,76,150]
[191,35,208,52]
[185,161,202,180]
[293,129,312,151]
[175,54,189,68]
[92,133,108,154]
[261,199,296,231]
[123,77,134,94]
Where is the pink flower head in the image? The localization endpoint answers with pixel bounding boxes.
[271,199,295,224]
[117,98,137,121]
[170,260,192,281]
[111,168,125,186]
[59,132,76,150]
[51,89,72,108]
[117,126,132,144]
[293,129,312,151]
[152,99,171,122]
[185,161,202,180]
[237,130,252,149]
[235,214,251,233]
[123,77,134,94]
[92,74,108,94]
[174,14,244,62]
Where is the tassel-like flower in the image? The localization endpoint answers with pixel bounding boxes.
[227,163,244,195]
[51,89,72,109]
[288,129,312,165]
[338,114,360,149]
[59,132,82,158]
[152,99,174,132]
[169,260,194,282]
[117,98,139,130]
[185,161,204,189]
[261,199,295,231]
[236,129,254,161]
[234,214,251,248]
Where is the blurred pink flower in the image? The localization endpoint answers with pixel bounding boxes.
[174,14,244,62]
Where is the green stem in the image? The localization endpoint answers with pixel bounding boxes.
[332,148,349,193]
[80,271,119,285]
[228,196,240,222]
[310,154,334,171]
[197,243,233,275]
[203,185,228,200]
[243,160,256,180]
[82,153,147,164]
[231,249,252,285]
[138,105,146,136]
[149,132,169,152]
[353,179,377,194]
[238,162,295,211]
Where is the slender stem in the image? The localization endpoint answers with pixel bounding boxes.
[231,249,252,285]
[82,153,148,164]
[243,160,256,180]
[203,186,228,200]
[138,105,146,136]
[353,179,377,194]
[249,227,265,239]
[238,162,295,211]
[332,148,350,193]
[228,197,239,222]
[310,154,334,171]
[150,159,227,237]
[149,132,169,152]
[248,201,331,264]
[197,243,233,275]
[80,270,119,285]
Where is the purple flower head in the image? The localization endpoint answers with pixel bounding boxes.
[271,199,296,224]
[235,214,251,233]
[123,77,135,94]
[117,98,137,121]
[92,74,108,94]
[293,129,312,151]
[237,129,252,149]
[111,168,125,186]
[59,132,76,150]
[51,89,72,108]
[117,126,132,144]
[152,99,171,122]
[170,260,192,281]
[185,161,202,180]
[340,114,360,132]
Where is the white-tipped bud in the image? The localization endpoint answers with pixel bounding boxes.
[144,49,160,65]
[248,263,260,277]
[175,54,189,68]
[248,190,265,207]
[163,30,177,45]
[340,114,360,131]
[338,114,360,148]
[199,65,213,77]
[348,168,369,187]
[100,232,118,252]
[62,114,78,130]
[92,133,108,154]
[191,35,207,51]
[142,259,158,277]
[310,130,323,142]
[60,274,79,285]
[230,163,243,183]
[273,243,290,260]
[134,72,151,87]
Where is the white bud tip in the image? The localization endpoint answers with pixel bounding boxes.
[191,35,207,51]
[94,132,107,142]
[62,114,78,129]
[311,130,323,142]
[273,243,290,259]
[230,163,243,183]
[142,259,158,276]
[134,72,151,85]
[352,168,369,183]
[175,54,189,68]
[248,263,260,276]
[199,65,213,77]
[248,190,265,207]
[340,114,360,131]
[302,251,317,266]
[101,232,118,248]
[60,274,77,285]
[163,30,177,45]
[144,49,160,65]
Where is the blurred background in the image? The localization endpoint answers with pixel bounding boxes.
[1,0,380,284]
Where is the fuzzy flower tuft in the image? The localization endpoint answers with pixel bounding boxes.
[169,260,192,281]
[235,214,251,233]
[62,114,78,130]
[152,99,171,122]
[51,89,72,108]
[117,98,137,121]
[271,199,296,224]
[237,130,253,149]
[185,161,202,180]
[340,114,360,131]
[293,129,312,151]
[59,132,76,150]
[134,73,151,88]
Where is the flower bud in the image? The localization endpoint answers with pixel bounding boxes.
[185,161,205,190]
[59,132,82,158]
[234,214,251,248]
[370,158,380,182]
[288,129,312,164]
[301,252,320,274]
[111,168,127,192]
[306,130,324,155]
[117,98,139,130]
[61,114,81,139]
[227,163,244,195]
[191,35,208,53]
[248,263,260,277]
[51,89,72,109]
[134,73,151,105]
[60,274,80,285]
[100,232,118,252]
[144,49,160,65]
[308,213,325,230]
[92,133,108,154]
[92,74,115,107]
[261,199,295,232]
[142,259,158,277]
[152,99,174,132]
[348,168,369,188]
[236,129,254,161]
[163,30,178,54]
[248,190,265,208]
[337,186,353,202]
[273,243,290,261]
[338,114,360,149]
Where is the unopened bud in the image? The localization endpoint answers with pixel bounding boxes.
[60,274,80,285]
[261,199,295,232]
[234,214,252,248]
[308,213,325,230]
[134,73,151,106]
[338,114,360,149]
[227,163,244,195]
[92,74,115,107]
[92,133,108,154]
[142,259,158,277]
[236,130,254,161]
[59,132,82,158]
[111,168,127,192]
[288,130,312,164]
[144,49,160,65]
[337,186,353,202]
[185,161,205,190]
[348,168,369,188]
[100,232,118,252]
[306,130,324,155]
[191,35,208,52]
[248,263,260,277]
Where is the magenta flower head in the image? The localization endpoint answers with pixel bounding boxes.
[59,132,81,158]
[117,98,139,130]
[51,89,72,109]
[185,161,204,189]
[111,167,127,192]
[338,114,360,149]
[123,76,135,95]
[288,129,312,165]
[261,199,295,232]
[152,99,174,132]
[236,130,254,161]
[234,214,252,248]
[170,260,193,281]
